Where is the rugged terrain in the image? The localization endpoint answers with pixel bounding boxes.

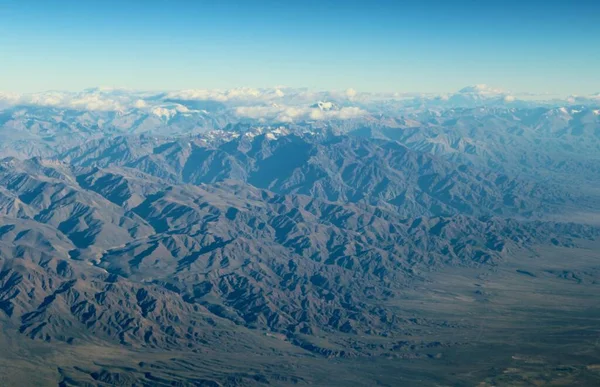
[0,87,599,386]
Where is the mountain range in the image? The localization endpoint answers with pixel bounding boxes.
[0,87,599,386]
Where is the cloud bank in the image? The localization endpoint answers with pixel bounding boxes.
[0,86,596,122]
[234,104,367,122]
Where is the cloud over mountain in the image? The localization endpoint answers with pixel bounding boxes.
[235,104,367,122]
[2,85,595,115]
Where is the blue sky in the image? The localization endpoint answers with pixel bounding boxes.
[1,0,599,95]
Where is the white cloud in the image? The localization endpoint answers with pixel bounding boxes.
[277,107,308,122]
[568,93,600,104]
[0,90,128,111]
[134,99,147,108]
[0,86,588,114]
[0,92,21,101]
[235,105,279,119]
[166,89,228,102]
[0,89,160,111]
[345,88,357,99]
[27,92,67,106]
[335,106,366,119]
[0,92,21,107]
[458,84,506,96]
[69,94,125,111]
[308,109,324,120]
[235,104,367,122]
[165,87,286,102]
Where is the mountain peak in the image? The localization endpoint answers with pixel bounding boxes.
[310,101,339,111]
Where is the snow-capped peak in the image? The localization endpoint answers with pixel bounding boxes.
[311,101,339,111]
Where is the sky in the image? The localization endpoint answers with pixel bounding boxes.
[1,0,599,95]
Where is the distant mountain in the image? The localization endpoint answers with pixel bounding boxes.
[345,106,600,189]
[56,132,596,220]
